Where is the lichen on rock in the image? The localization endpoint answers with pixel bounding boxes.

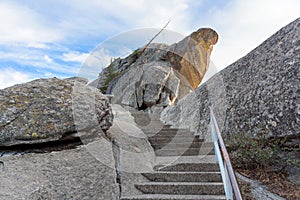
[0,77,113,146]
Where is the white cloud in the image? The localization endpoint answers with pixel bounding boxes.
[43,72,54,77]
[57,0,191,36]
[0,1,62,46]
[44,55,53,63]
[208,0,300,69]
[62,51,89,63]
[0,49,80,76]
[1,0,300,88]
[79,48,112,80]
[56,0,300,71]
[0,68,34,89]
[0,1,194,87]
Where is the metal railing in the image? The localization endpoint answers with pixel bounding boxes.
[210,107,242,200]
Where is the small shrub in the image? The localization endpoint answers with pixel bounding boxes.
[131,48,141,58]
[226,132,283,169]
[99,63,121,93]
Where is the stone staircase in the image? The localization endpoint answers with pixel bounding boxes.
[121,112,225,200]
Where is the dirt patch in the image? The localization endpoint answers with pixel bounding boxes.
[237,168,300,200]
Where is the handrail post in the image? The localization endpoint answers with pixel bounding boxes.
[210,107,243,200]
[225,164,233,199]
[210,115,218,163]
[210,114,231,198]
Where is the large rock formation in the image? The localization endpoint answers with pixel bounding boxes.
[0,77,113,146]
[97,28,218,111]
[162,18,300,139]
[0,138,119,200]
[166,28,218,89]
[161,17,300,187]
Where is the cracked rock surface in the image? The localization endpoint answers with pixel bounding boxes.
[96,28,218,111]
[161,17,300,187]
[0,77,113,146]
[162,17,300,139]
[0,138,119,200]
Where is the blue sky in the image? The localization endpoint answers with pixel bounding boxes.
[0,0,299,89]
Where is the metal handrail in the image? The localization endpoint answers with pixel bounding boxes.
[210,107,242,200]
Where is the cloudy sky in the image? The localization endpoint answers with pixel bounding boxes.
[0,0,299,89]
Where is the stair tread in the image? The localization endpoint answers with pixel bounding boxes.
[121,194,226,200]
[149,139,198,144]
[135,182,225,195]
[155,148,215,156]
[149,134,197,138]
[149,136,196,140]
[142,171,222,182]
[156,163,219,172]
[156,147,213,151]
[137,182,223,185]
[151,141,210,144]
[153,128,191,131]
[128,112,225,198]
[155,155,217,165]
[143,171,221,175]
[152,143,213,150]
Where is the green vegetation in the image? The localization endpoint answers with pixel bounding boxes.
[226,131,286,169]
[99,62,121,93]
[132,48,141,58]
[130,48,141,64]
[227,132,300,199]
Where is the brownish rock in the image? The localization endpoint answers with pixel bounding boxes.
[167,28,218,89]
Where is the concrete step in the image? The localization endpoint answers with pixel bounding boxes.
[142,171,222,182]
[130,112,161,125]
[149,134,197,139]
[135,182,224,195]
[155,163,220,172]
[154,128,191,133]
[152,142,213,150]
[144,130,194,137]
[147,131,196,138]
[121,194,226,200]
[130,112,161,117]
[155,156,217,166]
[142,125,172,129]
[136,121,166,129]
[148,136,196,144]
[149,135,197,141]
[155,148,215,156]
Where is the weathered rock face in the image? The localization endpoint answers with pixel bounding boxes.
[97,28,218,111]
[166,28,218,89]
[107,104,155,173]
[0,77,113,146]
[0,138,119,200]
[107,104,156,197]
[162,17,300,139]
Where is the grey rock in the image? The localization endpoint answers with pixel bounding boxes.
[0,137,119,200]
[110,61,174,109]
[162,17,300,139]
[161,17,300,187]
[107,104,155,173]
[0,77,113,146]
[96,28,218,111]
[236,173,285,200]
[107,104,156,197]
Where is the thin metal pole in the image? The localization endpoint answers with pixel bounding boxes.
[210,107,243,200]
